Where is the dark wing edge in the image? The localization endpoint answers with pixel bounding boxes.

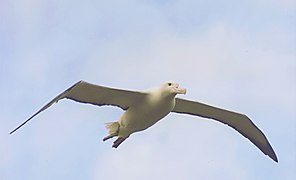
[172,98,278,162]
[9,81,82,134]
[10,80,147,134]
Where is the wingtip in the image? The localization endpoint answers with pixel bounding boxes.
[9,128,18,135]
[9,126,21,135]
[269,152,278,163]
[264,143,278,163]
[9,118,33,135]
[274,157,278,163]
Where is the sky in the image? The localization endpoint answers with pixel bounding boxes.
[1,0,295,179]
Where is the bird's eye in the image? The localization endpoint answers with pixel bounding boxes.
[168,83,172,86]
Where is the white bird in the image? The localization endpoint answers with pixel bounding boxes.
[10,81,278,162]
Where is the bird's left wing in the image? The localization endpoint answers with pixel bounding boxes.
[172,98,278,162]
[10,80,147,134]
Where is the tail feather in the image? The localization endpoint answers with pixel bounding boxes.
[103,122,120,141]
[105,122,120,135]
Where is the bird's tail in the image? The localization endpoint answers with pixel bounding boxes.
[105,122,120,135]
[103,122,120,141]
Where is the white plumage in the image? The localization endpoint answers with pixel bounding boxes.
[10,80,278,162]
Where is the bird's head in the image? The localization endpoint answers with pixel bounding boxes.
[161,81,187,96]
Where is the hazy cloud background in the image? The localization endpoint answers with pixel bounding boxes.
[1,0,295,179]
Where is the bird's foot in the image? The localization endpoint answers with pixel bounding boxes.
[103,133,117,141]
[112,136,128,148]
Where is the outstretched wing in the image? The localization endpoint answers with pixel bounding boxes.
[172,98,278,162]
[10,80,147,134]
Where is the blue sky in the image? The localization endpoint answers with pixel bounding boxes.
[1,0,295,179]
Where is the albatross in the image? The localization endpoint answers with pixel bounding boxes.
[10,81,278,162]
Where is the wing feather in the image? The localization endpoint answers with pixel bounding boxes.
[172,98,278,162]
[10,80,147,134]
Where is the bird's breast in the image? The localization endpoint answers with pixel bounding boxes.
[119,95,175,133]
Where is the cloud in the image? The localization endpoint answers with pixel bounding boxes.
[93,118,249,180]
[1,0,295,179]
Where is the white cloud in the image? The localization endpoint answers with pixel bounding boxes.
[2,0,295,179]
[93,117,249,180]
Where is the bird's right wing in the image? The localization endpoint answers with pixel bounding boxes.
[172,98,278,162]
[10,80,147,134]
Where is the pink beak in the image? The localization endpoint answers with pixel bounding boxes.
[175,84,187,94]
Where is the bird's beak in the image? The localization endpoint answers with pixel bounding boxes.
[175,84,186,94]
[177,88,187,94]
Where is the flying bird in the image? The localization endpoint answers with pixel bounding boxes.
[10,81,278,162]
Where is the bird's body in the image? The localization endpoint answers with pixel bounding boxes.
[10,80,278,162]
[117,92,174,136]
[128,88,175,130]
[104,83,185,147]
